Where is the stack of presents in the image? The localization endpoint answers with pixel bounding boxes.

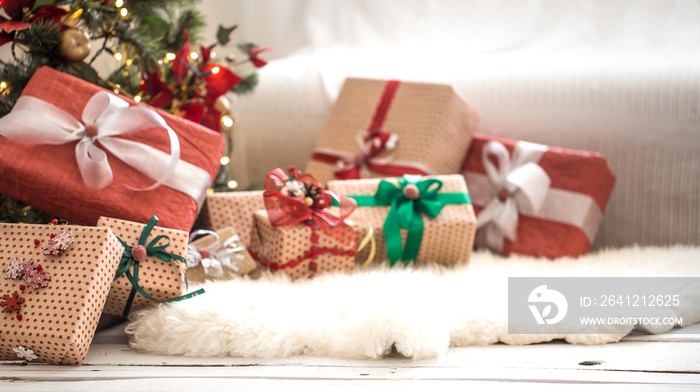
[0,67,616,364]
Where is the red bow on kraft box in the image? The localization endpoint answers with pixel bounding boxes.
[306,78,480,185]
[462,134,616,258]
[0,66,223,231]
[253,167,358,280]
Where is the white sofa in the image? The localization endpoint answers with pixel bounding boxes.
[199,0,700,251]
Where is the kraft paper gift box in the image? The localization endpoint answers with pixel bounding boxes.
[462,134,616,258]
[96,216,200,317]
[0,66,223,232]
[0,222,123,365]
[306,78,480,185]
[186,226,258,282]
[327,174,477,267]
[206,190,265,255]
[253,210,356,280]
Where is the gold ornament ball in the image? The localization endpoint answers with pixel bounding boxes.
[59,29,91,63]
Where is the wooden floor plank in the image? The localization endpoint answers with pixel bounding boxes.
[2,378,699,392]
[1,322,698,391]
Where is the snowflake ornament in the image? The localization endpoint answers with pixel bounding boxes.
[24,268,51,289]
[21,259,40,279]
[13,346,38,362]
[42,229,74,255]
[3,257,25,280]
[0,291,24,313]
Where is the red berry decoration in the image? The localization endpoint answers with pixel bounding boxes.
[403,184,420,200]
[131,245,148,262]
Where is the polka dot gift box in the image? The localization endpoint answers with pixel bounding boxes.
[327,174,477,267]
[0,66,224,232]
[206,190,265,255]
[253,210,356,280]
[96,216,198,317]
[0,222,123,365]
[306,78,480,185]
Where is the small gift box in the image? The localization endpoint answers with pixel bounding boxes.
[0,222,123,365]
[186,226,258,282]
[97,216,202,317]
[0,66,223,232]
[462,134,616,258]
[206,190,265,255]
[306,78,480,184]
[254,168,358,280]
[327,174,477,267]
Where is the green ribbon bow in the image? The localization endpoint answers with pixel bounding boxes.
[115,216,204,318]
[349,175,470,265]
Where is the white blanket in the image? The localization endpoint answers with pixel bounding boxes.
[126,246,700,360]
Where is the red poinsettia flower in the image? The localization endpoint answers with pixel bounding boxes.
[0,0,33,46]
[200,62,242,105]
[31,5,68,27]
[172,29,192,83]
[249,46,272,68]
[0,0,34,21]
[0,0,70,45]
[139,71,175,109]
[0,17,28,45]
[199,44,211,63]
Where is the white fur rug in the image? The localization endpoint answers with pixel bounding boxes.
[126,246,700,360]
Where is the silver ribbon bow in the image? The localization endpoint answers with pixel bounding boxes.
[187,230,247,278]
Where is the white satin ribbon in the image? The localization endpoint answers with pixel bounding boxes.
[0,92,211,206]
[187,230,247,278]
[464,140,603,253]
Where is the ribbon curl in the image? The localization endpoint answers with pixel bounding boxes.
[475,141,551,251]
[114,216,204,317]
[349,175,470,265]
[0,91,212,205]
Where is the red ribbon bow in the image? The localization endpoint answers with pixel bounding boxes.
[263,167,357,245]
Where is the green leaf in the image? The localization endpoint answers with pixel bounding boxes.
[216,24,237,46]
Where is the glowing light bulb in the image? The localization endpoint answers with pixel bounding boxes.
[206,188,214,195]
[125,58,133,66]
[115,0,124,7]
[189,52,199,60]
[165,53,176,61]
[221,115,234,128]
[120,8,128,17]
[220,156,230,166]
[0,81,6,89]
[114,52,123,61]
[227,180,238,189]
[211,66,220,74]
[134,95,142,103]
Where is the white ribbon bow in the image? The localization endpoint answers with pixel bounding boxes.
[0,92,211,204]
[476,140,551,244]
[187,230,247,278]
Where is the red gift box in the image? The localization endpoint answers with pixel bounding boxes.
[462,134,616,258]
[0,66,223,231]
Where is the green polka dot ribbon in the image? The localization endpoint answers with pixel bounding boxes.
[114,216,204,317]
[345,175,471,265]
